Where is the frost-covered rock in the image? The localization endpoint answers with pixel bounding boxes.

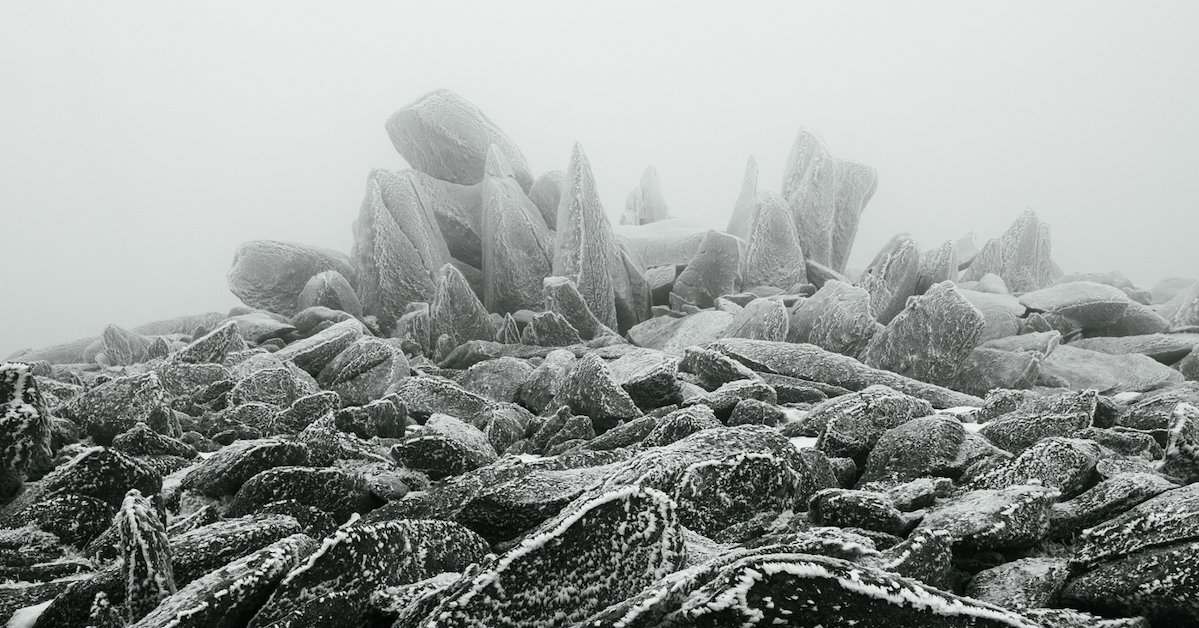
[786,279,881,358]
[607,348,682,411]
[117,489,175,624]
[272,317,366,377]
[57,372,165,445]
[0,362,53,496]
[855,233,921,325]
[100,324,156,366]
[553,143,620,330]
[620,165,672,226]
[966,557,1069,611]
[430,262,495,349]
[916,240,959,295]
[227,240,357,316]
[386,89,533,191]
[316,336,409,406]
[724,297,789,342]
[977,389,1097,453]
[918,485,1057,551]
[1049,472,1177,538]
[181,438,308,498]
[481,147,554,314]
[543,276,616,341]
[742,190,806,289]
[296,270,363,318]
[862,281,984,387]
[1039,344,1183,392]
[724,155,759,240]
[961,210,1061,292]
[551,352,643,433]
[1018,280,1132,330]
[971,437,1102,498]
[173,320,243,365]
[671,230,743,308]
[1161,402,1199,483]
[808,488,914,536]
[528,170,564,230]
[226,466,373,522]
[1063,539,1199,624]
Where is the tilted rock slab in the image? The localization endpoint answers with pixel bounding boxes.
[672,230,744,308]
[620,165,672,226]
[742,190,806,290]
[118,489,175,624]
[862,281,984,387]
[961,209,1061,292]
[787,279,881,358]
[554,143,620,329]
[856,233,921,325]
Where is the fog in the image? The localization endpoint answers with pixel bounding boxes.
[2,1,1197,357]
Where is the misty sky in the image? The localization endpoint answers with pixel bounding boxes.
[3,1,1197,357]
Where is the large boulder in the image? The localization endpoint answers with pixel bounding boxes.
[862,281,984,387]
[385,88,532,191]
[1018,281,1132,330]
[480,147,554,314]
[961,209,1061,292]
[855,233,921,325]
[672,230,743,308]
[724,155,759,240]
[742,190,806,289]
[296,270,363,318]
[620,165,671,226]
[227,241,357,316]
[787,279,881,358]
[553,143,620,330]
[430,263,495,348]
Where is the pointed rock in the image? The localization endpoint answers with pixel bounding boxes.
[385,88,532,191]
[856,233,921,325]
[743,191,806,289]
[961,209,1061,292]
[915,240,958,295]
[481,147,554,314]
[725,155,759,240]
[553,143,619,329]
[173,320,243,364]
[725,298,789,341]
[621,166,671,226]
[553,353,643,432]
[1018,281,1131,330]
[430,263,495,348]
[543,276,614,341]
[101,324,155,366]
[862,281,985,387]
[528,170,564,230]
[118,489,175,624]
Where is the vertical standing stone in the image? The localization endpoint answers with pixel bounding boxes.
[672,230,743,308]
[726,155,759,240]
[118,489,175,623]
[553,143,620,330]
[743,191,806,289]
[481,146,554,315]
[430,263,495,348]
[961,210,1061,292]
[856,234,922,325]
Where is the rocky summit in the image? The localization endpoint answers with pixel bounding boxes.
[4,88,1198,628]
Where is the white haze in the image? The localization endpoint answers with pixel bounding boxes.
[2,1,1197,357]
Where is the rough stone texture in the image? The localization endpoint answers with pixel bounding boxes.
[227,240,357,316]
[1019,281,1132,329]
[712,338,983,408]
[672,229,743,308]
[57,371,165,445]
[725,155,759,240]
[481,149,554,314]
[518,349,576,414]
[351,171,448,333]
[173,320,243,365]
[0,362,53,493]
[456,357,533,403]
[34,446,161,508]
[386,88,533,191]
[855,233,921,325]
[641,406,723,448]
[862,281,984,387]
[961,209,1061,292]
[403,485,684,628]
[181,438,308,498]
[621,165,672,226]
[808,488,913,536]
[1089,300,1171,337]
[553,143,620,330]
[100,324,155,366]
[608,349,682,411]
[954,347,1041,397]
[226,466,372,522]
[250,519,488,627]
[679,346,760,391]
[1070,333,1199,364]
[916,240,958,295]
[743,190,806,289]
[1039,344,1184,392]
[523,310,584,347]
[297,270,363,318]
[629,310,733,355]
[543,276,615,341]
[977,389,1097,453]
[966,557,1069,611]
[723,297,789,342]
[614,218,710,269]
[430,263,495,348]
[1161,402,1199,483]
[960,289,1025,343]
[814,385,935,461]
[528,170,564,230]
[118,489,175,623]
[918,485,1057,551]
[316,336,409,406]
[1063,540,1199,623]
[677,450,816,537]
[1161,280,1199,327]
[787,279,881,358]
[1049,472,1177,538]
[552,353,643,433]
[971,437,1102,499]
[781,129,878,273]
[130,533,317,628]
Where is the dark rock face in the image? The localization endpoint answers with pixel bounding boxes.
[227,240,357,316]
[181,438,308,498]
[226,466,372,522]
[118,489,175,624]
[57,372,166,445]
[917,485,1057,551]
[672,230,743,308]
[386,89,533,191]
[0,362,53,494]
[316,336,409,406]
[978,389,1097,453]
[966,557,1070,611]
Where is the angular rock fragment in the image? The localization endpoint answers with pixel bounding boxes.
[971,437,1101,498]
[725,155,759,240]
[316,336,409,406]
[621,165,671,226]
[100,324,155,366]
[808,488,914,536]
[528,170,564,230]
[961,210,1061,292]
[0,362,53,495]
[1070,333,1199,364]
[1019,280,1131,329]
[1049,472,1177,538]
[117,489,175,623]
[855,233,921,324]
[742,190,806,289]
[57,372,165,445]
[862,281,984,387]
[918,485,1057,551]
[607,348,682,410]
[272,317,366,377]
[1039,345,1183,392]
[296,269,363,318]
[915,240,958,295]
[481,149,554,314]
[671,230,743,308]
[723,297,789,341]
[679,346,759,391]
[1062,540,1199,624]
[551,352,643,433]
[642,406,722,448]
[553,143,620,330]
[953,347,1041,397]
[977,389,1097,453]
[1161,402,1199,483]
[429,263,495,348]
[228,240,356,316]
[786,279,881,358]
[543,276,615,341]
[967,557,1069,611]
[629,310,733,355]
[386,88,533,191]
[173,320,243,364]
[181,438,308,498]
[227,466,372,522]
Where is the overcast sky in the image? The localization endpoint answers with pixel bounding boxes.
[3,1,1197,357]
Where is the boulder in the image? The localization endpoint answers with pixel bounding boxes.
[1039,345,1184,392]
[430,263,495,348]
[724,155,759,240]
[296,270,363,318]
[862,281,984,387]
[553,143,620,330]
[915,240,958,295]
[855,233,921,324]
[787,280,881,358]
[620,165,672,226]
[481,148,554,314]
[227,240,357,316]
[528,170,564,230]
[672,230,743,308]
[742,191,806,289]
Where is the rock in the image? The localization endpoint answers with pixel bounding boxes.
[960,289,1025,343]
[679,346,759,391]
[351,172,447,333]
[961,210,1061,292]
[977,389,1097,453]
[915,240,958,295]
[681,378,776,421]
[723,297,789,341]
[518,349,575,414]
[629,310,733,355]
[642,406,722,448]
[229,367,309,408]
[481,149,554,314]
[862,281,984,387]
[859,415,967,483]
[1039,344,1184,392]
[296,270,363,318]
[404,485,685,628]
[130,533,317,628]
[552,352,643,433]
[226,466,373,522]
[1019,281,1132,329]
[181,439,308,498]
[227,240,357,316]
[808,488,914,536]
[953,347,1041,397]
[967,557,1069,611]
[621,165,672,226]
[0,362,53,494]
[786,280,881,358]
[1063,540,1199,623]
[671,230,743,308]
[711,338,983,408]
[100,324,155,366]
[553,143,620,330]
[971,437,1102,498]
[17,492,112,547]
[543,276,615,341]
[251,518,488,628]
[118,489,175,623]
[57,372,165,445]
[855,233,921,324]
[173,321,243,364]
[727,398,787,427]
[391,417,497,480]
[742,191,806,289]
[1049,472,1177,538]
[386,88,532,191]
[429,263,496,350]
[608,349,682,411]
[112,423,197,459]
[676,450,818,536]
[918,485,1058,550]
[1090,300,1171,337]
[316,337,409,406]
[455,357,533,403]
[1161,280,1199,327]
[725,155,759,240]
[1161,402,1199,483]
[781,129,878,273]
[273,318,367,377]
[37,446,161,507]
[528,170,564,230]
[814,385,935,461]
[1070,333,1199,364]
[523,311,584,347]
